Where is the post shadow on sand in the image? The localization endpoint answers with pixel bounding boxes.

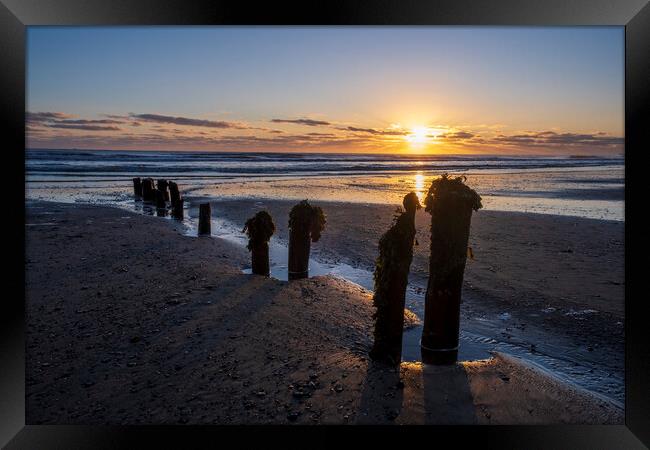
[355,360,477,424]
[419,363,477,424]
[355,360,404,423]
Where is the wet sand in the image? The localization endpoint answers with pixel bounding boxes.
[25,201,622,424]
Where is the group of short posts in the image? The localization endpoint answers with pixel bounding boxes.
[242,200,325,278]
[133,177,184,219]
[134,174,481,367]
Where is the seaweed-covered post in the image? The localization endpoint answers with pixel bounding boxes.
[142,178,156,202]
[243,211,276,276]
[370,192,421,366]
[198,202,211,235]
[157,179,170,201]
[133,177,142,197]
[287,200,326,280]
[421,174,482,365]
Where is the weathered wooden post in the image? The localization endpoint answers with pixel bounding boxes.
[370,192,421,366]
[169,181,181,206]
[157,179,170,201]
[155,189,166,216]
[133,177,142,197]
[243,211,276,276]
[288,200,326,280]
[421,174,482,365]
[155,189,166,208]
[198,203,211,235]
[171,198,184,220]
[142,178,156,202]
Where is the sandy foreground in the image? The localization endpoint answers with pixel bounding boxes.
[25,201,622,424]
[208,198,625,394]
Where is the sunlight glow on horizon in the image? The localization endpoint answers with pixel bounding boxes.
[26,27,624,155]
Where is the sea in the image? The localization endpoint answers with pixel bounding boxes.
[26,149,624,221]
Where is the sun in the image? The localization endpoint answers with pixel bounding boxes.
[406,127,430,145]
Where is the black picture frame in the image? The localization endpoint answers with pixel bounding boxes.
[1,0,648,447]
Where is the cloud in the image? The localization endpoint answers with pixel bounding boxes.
[438,131,476,140]
[492,131,623,147]
[57,119,124,125]
[131,113,247,129]
[306,132,336,137]
[27,110,623,154]
[46,123,121,131]
[270,118,331,127]
[27,111,75,123]
[342,126,407,136]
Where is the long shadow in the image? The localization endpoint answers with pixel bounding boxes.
[355,359,477,424]
[355,360,404,424]
[419,363,477,424]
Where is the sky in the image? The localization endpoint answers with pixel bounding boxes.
[26,27,624,155]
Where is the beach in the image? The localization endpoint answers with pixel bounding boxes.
[202,197,625,400]
[25,200,623,424]
[21,25,629,431]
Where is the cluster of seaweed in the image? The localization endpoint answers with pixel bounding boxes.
[242,210,275,250]
[402,191,421,214]
[288,200,326,242]
[423,173,483,213]
[373,192,421,293]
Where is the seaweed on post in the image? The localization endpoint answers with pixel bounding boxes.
[420,174,482,365]
[288,200,326,280]
[242,210,276,276]
[370,192,421,366]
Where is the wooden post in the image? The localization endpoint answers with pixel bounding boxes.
[370,193,420,366]
[157,179,170,201]
[421,175,482,365]
[288,221,310,280]
[243,211,275,276]
[142,178,156,202]
[171,198,184,220]
[287,200,325,280]
[198,203,211,235]
[155,189,166,209]
[252,244,270,276]
[168,181,181,206]
[155,189,166,217]
[133,177,142,197]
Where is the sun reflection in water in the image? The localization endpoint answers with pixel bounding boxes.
[414,172,425,204]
